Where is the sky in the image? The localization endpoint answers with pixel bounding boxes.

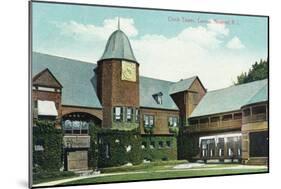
[32,2,268,90]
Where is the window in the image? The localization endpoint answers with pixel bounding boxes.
[135,108,140,122]
[153,92,163,105]
[62,120,89,135]
[158,141,164,148]
[34,139,44,151]
[126,107,133,122]
[168,117,178,127]
[166,141,171,148]
[113,107,123,122]
[144,115,154,128]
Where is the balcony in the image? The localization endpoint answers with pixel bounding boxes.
[242,113,267,124]
[187,119,242,133]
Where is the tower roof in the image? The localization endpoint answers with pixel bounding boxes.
[99,29,137,63]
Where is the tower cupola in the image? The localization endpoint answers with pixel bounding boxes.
[99,29,137,63]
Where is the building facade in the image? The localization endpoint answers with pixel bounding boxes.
[32,29,268,171]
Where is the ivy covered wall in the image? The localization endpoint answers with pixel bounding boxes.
[88,123,100,169]
[141,135,177,161]
[33,120,63,172]
[97,129,143,168]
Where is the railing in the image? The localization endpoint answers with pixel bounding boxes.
[242,113,267,124]
[188,119,242,132]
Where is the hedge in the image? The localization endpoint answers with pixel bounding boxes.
[97,129,143,168]
[33,120,63,172]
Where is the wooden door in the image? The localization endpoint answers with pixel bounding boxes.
[67,150,88,171]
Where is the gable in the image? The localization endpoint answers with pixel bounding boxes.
[33,68,62,88]
[188,77,207,93]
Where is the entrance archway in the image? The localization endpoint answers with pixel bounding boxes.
[62,112,101,171]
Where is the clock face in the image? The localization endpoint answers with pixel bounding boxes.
[121,60,136,82]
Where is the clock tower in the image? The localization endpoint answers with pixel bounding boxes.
[96,29,140,129]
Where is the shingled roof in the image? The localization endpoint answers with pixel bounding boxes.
[32,52,102,108]
[99,29,137,63]
[169,76,197,94]
[32,52,179,110]
[189,79,268,118]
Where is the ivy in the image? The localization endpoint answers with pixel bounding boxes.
[88,123,100,169]
[33,120,63,172]
[97,129,143,168]
[141,135,177,161]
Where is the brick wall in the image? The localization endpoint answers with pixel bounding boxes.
[140,108,179,135]
[97,59,140,128]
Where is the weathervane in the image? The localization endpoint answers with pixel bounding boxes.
[118,17,120,30]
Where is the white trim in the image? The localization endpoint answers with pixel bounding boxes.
[199,133,241,147]
[38,86,56,92]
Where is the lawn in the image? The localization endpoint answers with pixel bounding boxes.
[61,163,268,186]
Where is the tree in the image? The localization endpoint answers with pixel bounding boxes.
[235,59,268,85]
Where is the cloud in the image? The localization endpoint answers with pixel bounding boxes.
[207,19,229,36]
[226,36,245,49]
[53,17,138,41]
[39,17,264,90]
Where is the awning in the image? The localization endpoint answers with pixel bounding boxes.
[37,100,58,116]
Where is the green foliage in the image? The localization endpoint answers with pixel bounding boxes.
[169,127,179,135]
[142,136,177,161]
[33,120,63,172]
[88,123,100,169]
[235,59,268,85]
[98,129,143,168]
[177,130,199,161]
[144,126,154,134]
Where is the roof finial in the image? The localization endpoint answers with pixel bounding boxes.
[117,17,120,30]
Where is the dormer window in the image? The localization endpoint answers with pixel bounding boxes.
[153,92,163,105]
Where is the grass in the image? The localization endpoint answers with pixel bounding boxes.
[100,160,188,173]
[33,171,77,185]
[61,164,267,186]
